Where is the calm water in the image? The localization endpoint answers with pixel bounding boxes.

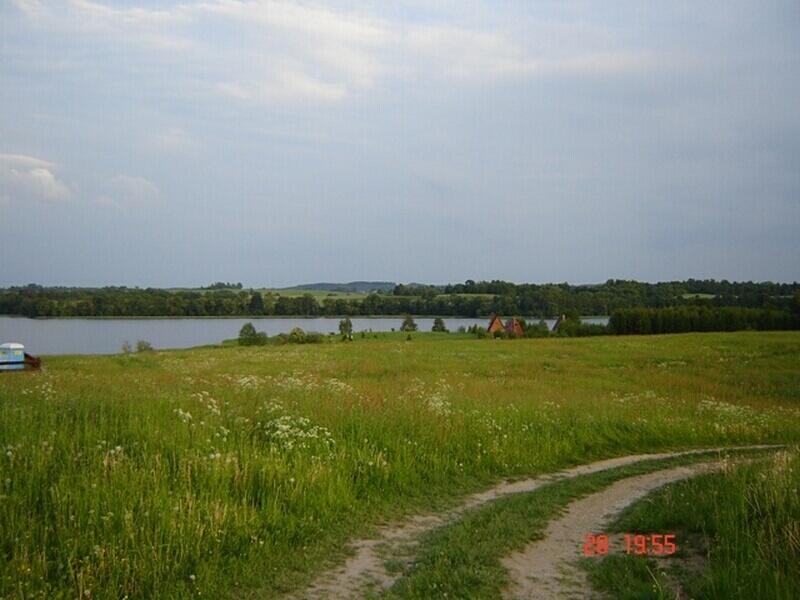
[0,316,609,356]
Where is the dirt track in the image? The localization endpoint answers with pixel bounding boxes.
[292,445,776,599]
[501,462,722,599]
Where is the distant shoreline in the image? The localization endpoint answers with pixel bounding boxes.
[1,314,609,321]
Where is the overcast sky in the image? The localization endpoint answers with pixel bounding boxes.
[1,1,799,287]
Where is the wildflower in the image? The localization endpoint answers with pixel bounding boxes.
[254,411,334,455]
[174,408,193,423]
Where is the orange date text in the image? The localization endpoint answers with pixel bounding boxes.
[583,533,677,557]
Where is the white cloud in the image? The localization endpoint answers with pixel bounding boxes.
[97,175,160,208]
[405,24,653,83]
[11,1,654,105]
[198,1,388,101]
[0,153,71,202]
[218,66,347,103]
[151,127,201,156]
[11,0,195,51]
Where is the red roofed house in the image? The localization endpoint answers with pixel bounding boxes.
[487,314,505,334]
[487,315,525,337]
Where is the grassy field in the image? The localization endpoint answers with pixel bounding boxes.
[163,287,372,301]
[1,332,799,598]
[257,289,370,300]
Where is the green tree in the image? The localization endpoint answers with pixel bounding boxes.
[400,315,418,332]
[288,327,307,344]
[238,322,266,346]
[339,317,353,341]
[248,292,265,315]
[431,317,448,332]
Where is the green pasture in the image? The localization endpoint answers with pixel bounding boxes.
[1,331,798,598]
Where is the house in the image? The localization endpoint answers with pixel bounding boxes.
[487,314,505,334]
[487,315,525,337]
[505,318,525,337]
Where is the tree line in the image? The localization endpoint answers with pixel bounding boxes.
[609,306,800,335]
[0,280,798,319]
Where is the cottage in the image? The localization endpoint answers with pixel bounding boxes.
[487,315,525,337]
[487,314,506,334]
[505,318,524,337]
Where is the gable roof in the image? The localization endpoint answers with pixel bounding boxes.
[487,314,505,332]
[505,318,524,336]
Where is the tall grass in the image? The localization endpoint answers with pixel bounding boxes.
[0,332,799,598]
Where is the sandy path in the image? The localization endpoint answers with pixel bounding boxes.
[501,462,722,599]
[291,445,776,599]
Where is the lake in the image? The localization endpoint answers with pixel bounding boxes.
[0,316,609,355]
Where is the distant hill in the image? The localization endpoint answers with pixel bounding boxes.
[279,281,396,293]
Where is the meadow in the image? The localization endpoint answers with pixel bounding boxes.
[1,331,799,598]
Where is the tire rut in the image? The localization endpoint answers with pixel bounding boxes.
[289,445,777,599]
[501,462,722,599]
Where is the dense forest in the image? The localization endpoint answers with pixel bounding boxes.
[609,306,800,335]
[1,280,798,319]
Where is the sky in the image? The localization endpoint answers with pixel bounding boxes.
[1,1,799,287]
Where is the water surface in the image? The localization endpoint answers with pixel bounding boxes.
[0,316,609,355]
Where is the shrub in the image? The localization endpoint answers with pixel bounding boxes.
[432,317,449,333]
[525,320,551,338]
[238,322,267,346]
[339,318,353,341]
[275,328,325,345]
[135,340,153,352]
[469,325,490,339]
[288,327,307,344]
[400,315,418,332]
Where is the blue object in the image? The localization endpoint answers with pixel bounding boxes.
[0,342,25,371]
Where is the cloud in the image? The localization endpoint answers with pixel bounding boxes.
[151,127,201,156]
[0,153,71,202]
[199,1,388,102]
[405,22,654,83]
[11,0,194,50]
[10,0,655,106]
[97,175,160,208]
[217,67,347,103]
